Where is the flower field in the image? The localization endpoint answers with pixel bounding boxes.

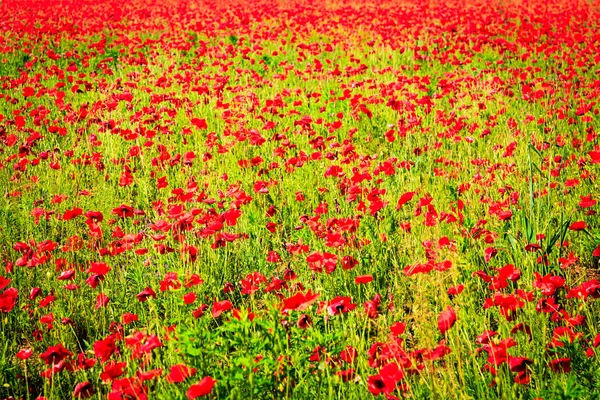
[1,0,600,398]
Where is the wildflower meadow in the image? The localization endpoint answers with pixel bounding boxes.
[1,0,600,398]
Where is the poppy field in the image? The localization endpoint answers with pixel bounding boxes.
[1,0,600,398]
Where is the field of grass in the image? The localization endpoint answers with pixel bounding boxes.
[1,0,600,398]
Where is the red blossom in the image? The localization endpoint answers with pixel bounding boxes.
[326,296,356,316]
[447,284,465,297]
[569,221,587,231]
[396,191,415,210]
[183,292,197,305]
[166,364,197,383]
[438,306,457,335]
[40,343,72,365]
[96,293,110,308]
[211,299,233,318]
[355,275,373,284]
[281,290,320,313]
[111,204,135,218]
[73,382,94,399]
[122,313,139,324]
[0,276,10,291]
[0,287,18,312]
[136,287,157,302]
[16,348,33,360]
[94,335,117,363]
[186,376,217,399]
[548,358,571,373]
[101,361,127,382]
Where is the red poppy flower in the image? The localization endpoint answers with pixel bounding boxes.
[138,334,163,355]
[306,251,338,273]
[364,294,381,319]
[23,86,35,97]
[187,376,216,399]
[211,299,233,318]
[447,284,465,297]
[548,358,571,373]
[108,377,147,399]
[185,274,204,288]
[497,209,512,221]
[390,322,406,337]
[76,352,97,370]
[16,348,33,360]
[192,304,208,319]
[438,306,457,335]
[0,287,18,313]
[336,368,356,382]
[63,207,83,220]
[166,363,196,383]
[138,368,163,381]
[424,341,452,361]
[136,287,157,302]
[0,277,11,291]
[326,296,356,316]
[122,313,139,324]
[396,191,415,209]
[96,293,110,309]
[40,343,72,365]
[579,195,596,208]
[101,361,127,382]
[281,290,320,313]
[266,251,281,262]
[505,356,531,374]
[367,363,401,396]
[292,313,310,329]
[88,262,111,275]
[341,255,358,270]
[94,335,117,363]
[340,346,357,364]
[73,382,94,399]
[183,292,197,305]
[85,211,104,222]
[355,275,373,284]
[57,269,75,281]
[191,118,208,130]
[111,204,134,218]
[569,221,587,231]
[566,279,600,300]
